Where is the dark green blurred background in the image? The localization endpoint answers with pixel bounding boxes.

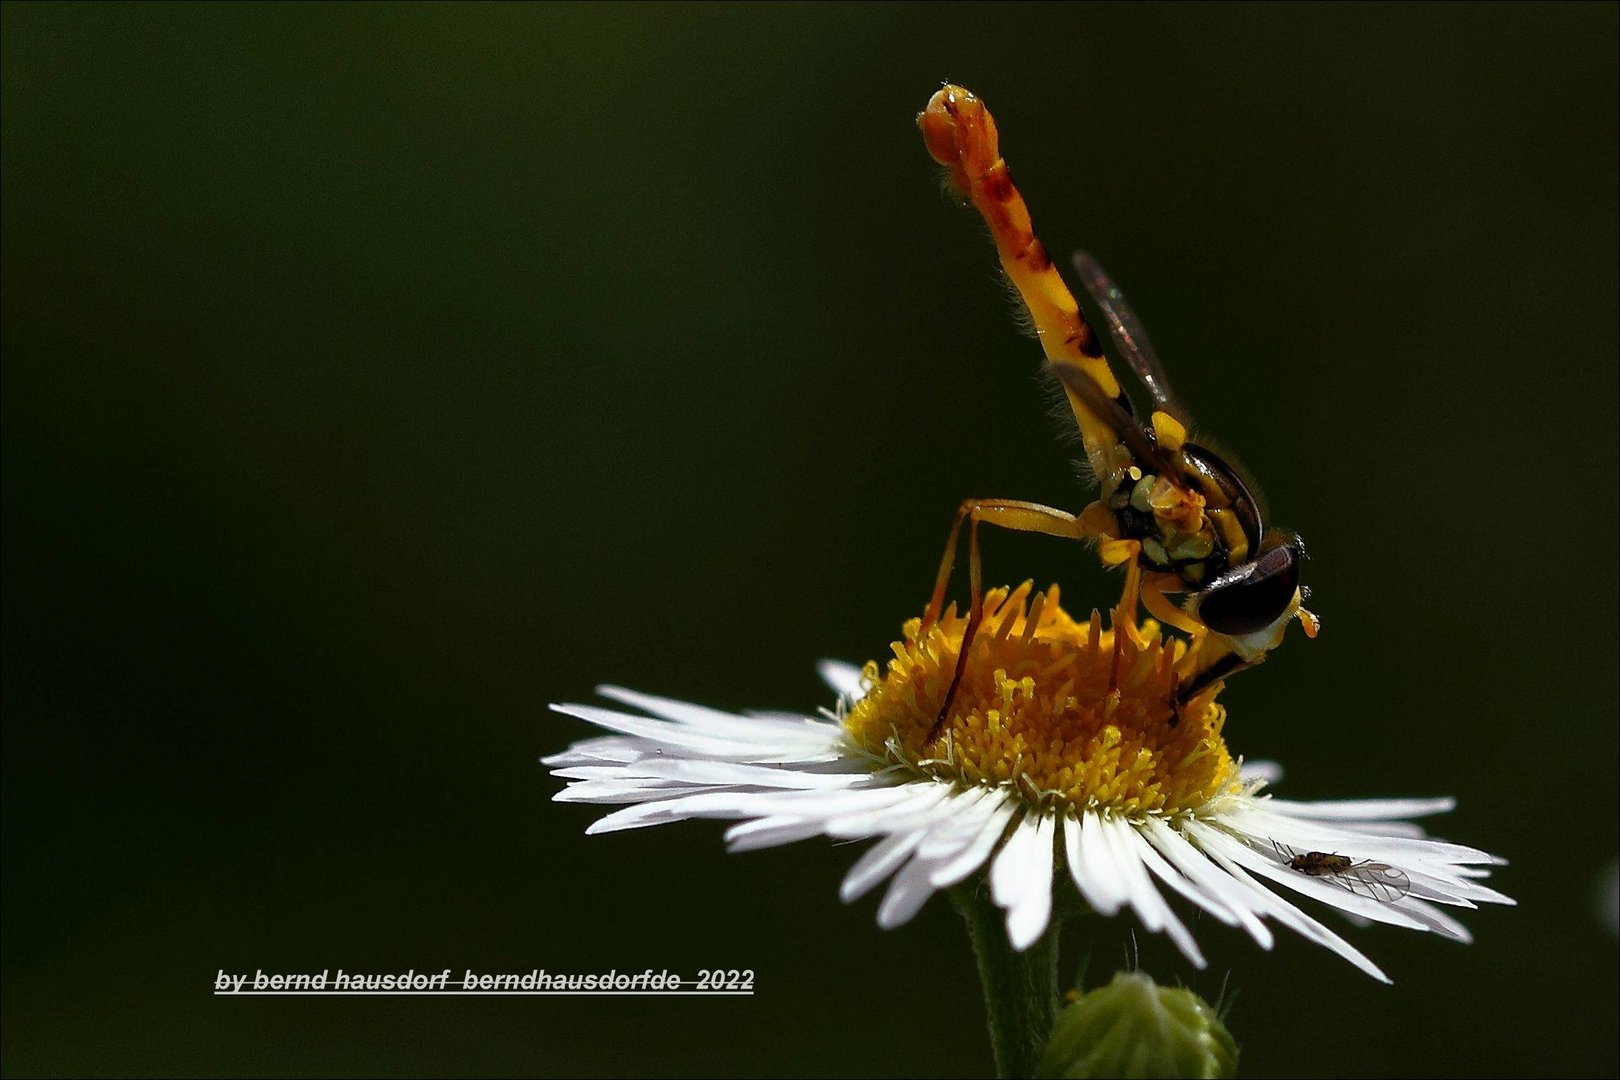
[4,4,1615,1076]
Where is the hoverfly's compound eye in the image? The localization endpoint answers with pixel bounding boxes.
[1197,544,1301,637]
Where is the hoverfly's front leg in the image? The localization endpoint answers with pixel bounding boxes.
[1143,572,1290,720]
[1141,580,1264,712]
[1171,600,1320,704]
[1140,573,1205,638]
[922,499,1110,744]
[1102,539,1144,692]
[1176,649,1251,703]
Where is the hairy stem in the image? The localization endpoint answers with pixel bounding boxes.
[951,880,1065,1079]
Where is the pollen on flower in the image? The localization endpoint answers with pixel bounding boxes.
[843,582,1239,817]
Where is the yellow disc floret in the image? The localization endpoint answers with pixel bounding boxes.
[844,583,1241,818]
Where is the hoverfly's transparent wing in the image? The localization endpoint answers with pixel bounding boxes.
[1072,251,1185,418]
[1048,359,1178,478]
[1334,862,1413,903]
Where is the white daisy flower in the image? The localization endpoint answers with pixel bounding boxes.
[545,583,1512,982]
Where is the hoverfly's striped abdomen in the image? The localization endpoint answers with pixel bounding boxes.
[918,84,1132,474]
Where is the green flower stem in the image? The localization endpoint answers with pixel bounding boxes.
[950,881,1065,1079]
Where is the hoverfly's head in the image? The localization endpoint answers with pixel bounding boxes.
[1188,533,1317,661]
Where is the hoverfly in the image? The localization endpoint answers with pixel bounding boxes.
[1271,841,1412,903]
[916,84,1318,733]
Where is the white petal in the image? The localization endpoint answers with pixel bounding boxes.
[1062,816,1101,919]
[1094,821,1163,931]
[1400,897,1475,943]
[553,779,723,804]
[1241,760,1284,785]
[990,811,1037,909]
[1262,796,1455,820]
[724,816,839,853]
[732,748,864,766]
[841,830,926,902]
[727,784,910,814]
[1001,814,1057,951]
[1195,841,1391,983]
[550,764,694,782]
[930,798,1017,888]
[582,787,871,833]
[594,687,787,735]
[845,783,965,837]
[1187,822,1434,935]
[915,788,996,859]
[825,784,954,839]
[550,704,777,757]
[1402,867,1515,907]
[1142,817,1275,949]
[875,794,1004,924]
[592,688,846,750]
[1098,816,1205,968]
[1082,811,1132,914]
[817,660,867,702]
[540,737,646,766]
[635,786,911,829]
[570,757,869,790]
[1222,806,1504,868]
[744,709,816,723]
[877,857,942,929]
[582,792,758,833]
[1125,823,1241,928]
[548,731,852,767]
[1321,820,1433,839]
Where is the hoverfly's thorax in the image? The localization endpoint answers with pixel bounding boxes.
[1106,471,1219,575]
[1101,431,1265,589]
[1181,445,1263,557]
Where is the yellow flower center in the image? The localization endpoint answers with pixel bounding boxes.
[843,583,1240,817]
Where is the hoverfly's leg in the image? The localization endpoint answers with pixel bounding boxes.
[934,511,986,746]
[1175,645,1254,704]
[1174,593,1317,703]
[923,499,1104,745]
[921,502,971,633]
[1141,574,1203,637]
[1140,574,1209,727]
[1105,542,1143,689]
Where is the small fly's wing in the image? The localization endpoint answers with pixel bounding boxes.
[1334,861,1413,903]
[1072,251,1185,419]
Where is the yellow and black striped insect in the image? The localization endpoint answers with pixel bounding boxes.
[1272,842,1412,903]
[916,84,1318,731]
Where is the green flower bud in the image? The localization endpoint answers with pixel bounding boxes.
[1036,971,1237,1079]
